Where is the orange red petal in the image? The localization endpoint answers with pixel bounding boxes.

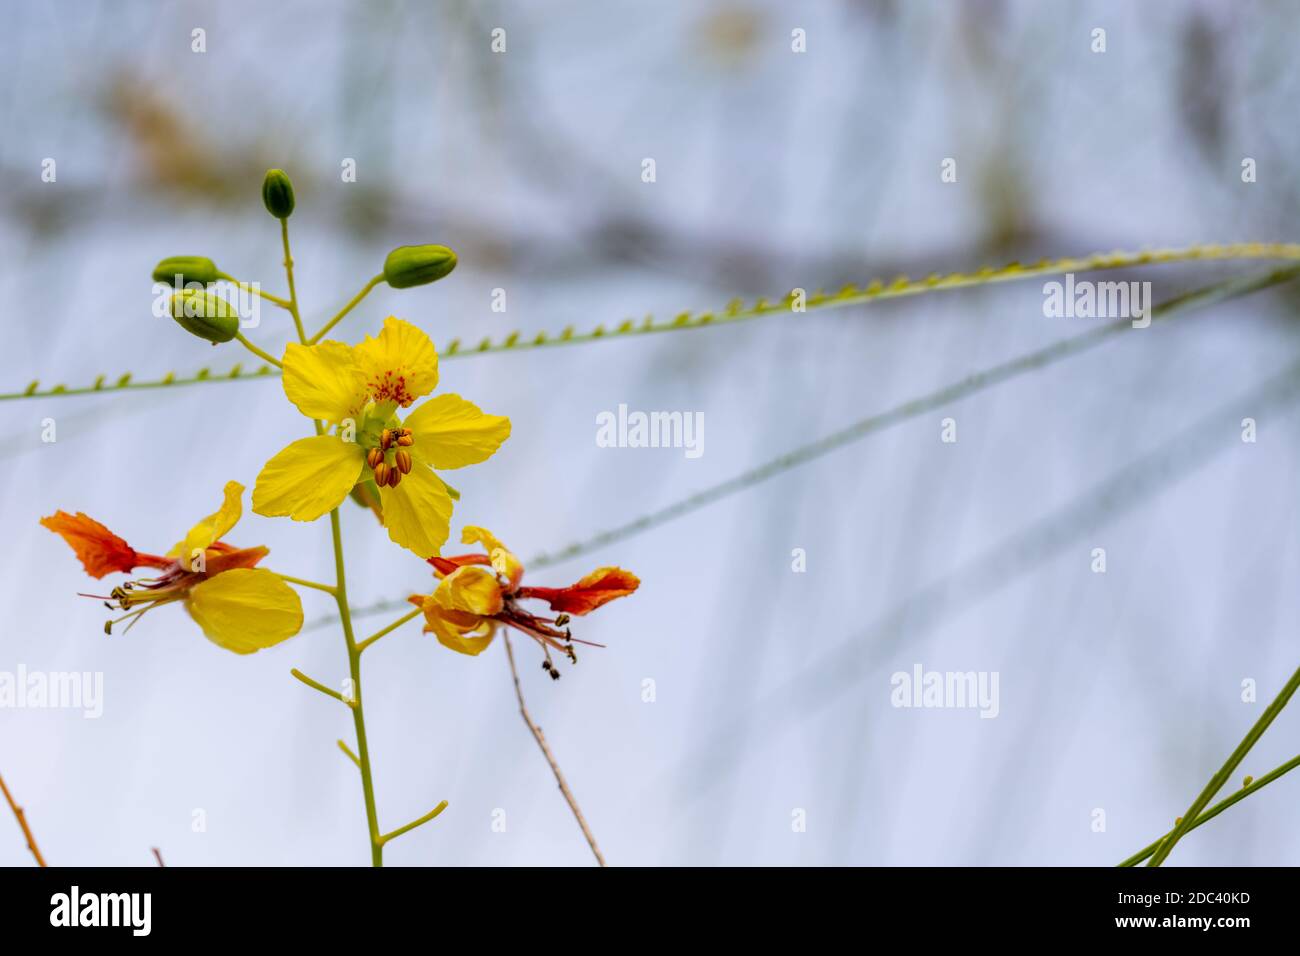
[39,511,165,579]
[517,567,640,616]
[428,553,492,578]
[203,546,270,575]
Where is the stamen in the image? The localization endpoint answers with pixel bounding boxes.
[397,433,414,447]
[395,449,413,474]
[380,428,393,451]
[387,466,402,488]
[373,462,391,486]
[366,447,384,469]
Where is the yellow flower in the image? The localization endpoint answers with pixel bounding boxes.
[409,526,639,676]
[41,481,303,655]
[252,317,511,557]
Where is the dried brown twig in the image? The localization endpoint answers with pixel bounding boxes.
[0,772,48,867]
[502,633,607,867]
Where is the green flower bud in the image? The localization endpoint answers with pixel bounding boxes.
[152,255,221,286]
[262,168,295,219]
[383,245,457,289]
[169,290,240,344]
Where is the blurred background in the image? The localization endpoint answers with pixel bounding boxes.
[3,0,1300,866]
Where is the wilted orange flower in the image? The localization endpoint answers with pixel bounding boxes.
[41,481,303,654]
[409,526,639,677]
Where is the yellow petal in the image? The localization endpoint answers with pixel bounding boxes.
[434,566,504,616]
[420,597,497,656]
[460,526,507,554]
[460,526,523,589]
[352,316,439,408]
[253,435,366,522]
[377,464,454,558]
[403,393,511,469]
[185,568,304,654]
[169,480,244,567]
[282,340,367,424]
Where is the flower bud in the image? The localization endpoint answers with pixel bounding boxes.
[169,290,239,344]
[261,168,295,219]
[383,245,457,289]
[152,256,221,286]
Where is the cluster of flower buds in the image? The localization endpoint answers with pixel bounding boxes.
[155,169,460,349]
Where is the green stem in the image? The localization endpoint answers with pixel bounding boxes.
[1120,752,1300,867]
[337,739,361,770]
[233,332,282,368]
[279,226,381,865]
[378,801,449,846]
[290,668,354,708]
[1147,663,1300,866]
[280,219,308,344]
[276,573,337,595]
[308,274,385,344]
[216,273,292,309]
[329,508,384,866]
[356,607,422,654]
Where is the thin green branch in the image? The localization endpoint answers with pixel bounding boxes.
[337,739,361,770]
[9,242,1300,402]
[329,508,384,866]
[234,332,283,368]
[308,274,385,344]
[1119,753,1300,867]
[217,273,292,310]
[275,573,337,596]
[1147,664,1300,866]
[290,668,355,708]
[281,219,308,344]
[356,607,422,654]
[377,801,449,846]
